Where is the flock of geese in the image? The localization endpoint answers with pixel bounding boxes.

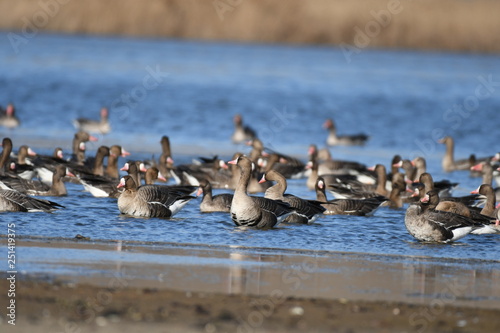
[1,108,500,243]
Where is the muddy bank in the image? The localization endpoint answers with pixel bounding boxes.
[1,0,499,53]
[2,277,500,333]
[1,237,500,331]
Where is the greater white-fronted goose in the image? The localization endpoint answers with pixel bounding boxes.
[228,155,293,228]
[0,138,13,175]
[416,172,458,198]
[439,136,487,172]
[388,173,407,209]
[247,138,265,164]
[231,114,257,144]
[6,145,37,180]
[157,136,174,181]
[1,165,73,196]
[172,156,232,188]
[229,152,269,193]
[32,148,66,185]
[305,159,369,191]
[308,144,367,176]
[328,164,389,199]
[404,190,496,242]
[470,162,500,201]
[116,175,195,218]
[145,166,167,185]
[0,104,20,128]
[71,131,98,165]
[0,186,63,212]
[412,157,427,181]
[73,107,111,134]
[323,118,368,146]
[471,184,498,218]
[260,153,307,179]
[314,177,386,216]
[105,145,130,179]
[197,179,233,213]
[260,169,325,224]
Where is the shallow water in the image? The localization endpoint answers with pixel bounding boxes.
[1,33,500,262]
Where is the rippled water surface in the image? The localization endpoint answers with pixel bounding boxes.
[1,33,500,261]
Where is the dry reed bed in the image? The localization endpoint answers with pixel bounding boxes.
[0,0,499,53]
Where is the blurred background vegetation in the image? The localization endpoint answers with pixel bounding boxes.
[1,0,499,53]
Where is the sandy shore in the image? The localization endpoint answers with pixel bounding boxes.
[1,237,500,332]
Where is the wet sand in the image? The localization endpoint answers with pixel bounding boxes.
[1,237,500,332]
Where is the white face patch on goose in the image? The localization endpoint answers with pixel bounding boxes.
[318,180,324,189]
[79,142,86,151]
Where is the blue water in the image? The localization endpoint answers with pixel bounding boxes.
[1,32,500,261]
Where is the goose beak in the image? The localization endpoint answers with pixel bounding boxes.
[27,147,37,156]
[258,174,267,184]
[89,135,98,142]
[196,187,203,197]
[470,163,483,171]
[121,148,131,157]
[157,172,167,182]
[120,163,129,171]
[167,156,174,164]
[66,170,76,177]
[228,159,238,165]
[117,178,126,188]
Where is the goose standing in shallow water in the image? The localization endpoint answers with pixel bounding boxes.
[73,107,111,134]
[404,190,497,242]
[0,104,20,128]
[228,155,293,229]
[323,118,369,146]
[0,184,64,212]
[231,114,257,144]
[315,177,386,216]
[260,169,325,224]
[438,136,487,172]
[117,176,195,218]
[197,179,233,213]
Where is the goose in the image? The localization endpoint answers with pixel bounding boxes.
[116,175,195,218]
[314,177,386,216]
[0,138,13,175]
[171,156,232,188]
[0,186,63,212]
[308,144,367,176]
[71,131,98,165]
[404,190,496,242]
[157,136,174,181]
[438,136,487,172]
[260,153,307,179]
[73,107,111,134]
[145,166,167,185]
[228,155,293,228]
[231,114,257,144]
[471,162,500,201]
[260,169,325,224]
[32,148,66,185]
[412,157,427,182]
[305,159,368,191]
[471,184,498,218]
[0,104,20,128]
[10,145,37,180]
[323,118,368,146]
[415,173,458,198]
[197,179,233,213]
[328,164,389,199]
[388,173,407,209]
[105,145,130,179]
[229,153,269,193]
[0,165,73,196]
